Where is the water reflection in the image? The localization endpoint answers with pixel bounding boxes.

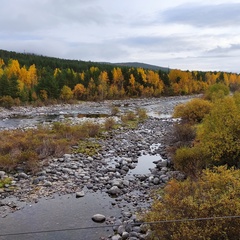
[129,154,161,175]
[0,191,121,240]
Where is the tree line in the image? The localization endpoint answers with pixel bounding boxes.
[0,49,240,106]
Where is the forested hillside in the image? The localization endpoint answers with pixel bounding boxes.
[0,49,239,106]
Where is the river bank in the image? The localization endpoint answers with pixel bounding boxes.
[0,95,197,240]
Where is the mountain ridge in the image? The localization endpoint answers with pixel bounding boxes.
[113,62,170,72]
[0,49,169,72]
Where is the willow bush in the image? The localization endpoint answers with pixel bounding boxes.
[144,166,240,240]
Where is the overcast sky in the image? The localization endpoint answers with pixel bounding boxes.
[1,0,240,72]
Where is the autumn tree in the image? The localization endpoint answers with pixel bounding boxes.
[145,166,240,240]
[204,83,229,101]
[60,85,73,101]
[128,73,137,96]
[173,98,213,123]
[112,67,125,97]
[86,78,97,100]
[6,59,20,79]
[73,83,86,100]
[98,71,109,100]
[197,96,240,167]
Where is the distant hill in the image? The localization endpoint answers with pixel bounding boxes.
[113,62,170,72]
[0,49,169,73]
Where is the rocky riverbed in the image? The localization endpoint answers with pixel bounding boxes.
[0,95,198,240]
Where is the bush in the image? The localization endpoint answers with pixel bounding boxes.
[204,83,230,101]
[75,140,101,156]
[169,123,196,148]
[173,146,206,178]
[197,96,240,167]
[173,98,213,123]
[0,95,14,109]
[0,154,17,171]
[144,166,240,240]
[111,106,120,116]
[104,117,116,130]
[137,108,148,122]
[81,121,101,137]
[121,111,136,122]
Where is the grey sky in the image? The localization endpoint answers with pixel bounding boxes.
[1,0,240,72]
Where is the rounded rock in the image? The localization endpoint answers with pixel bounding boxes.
[92,214,106,223]
[76,191,85,198]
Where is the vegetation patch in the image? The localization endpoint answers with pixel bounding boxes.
[144,166,240,240]
[0,177,12,188]
[74,140,102,156]
[173,98,213,123]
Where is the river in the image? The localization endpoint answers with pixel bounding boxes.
[0,95,198,240]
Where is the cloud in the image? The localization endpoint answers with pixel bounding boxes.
[120,35,204,54]
[0,0,112,33]
[207,44,240,54]
[161,3,240,28]
[0,0,240,73]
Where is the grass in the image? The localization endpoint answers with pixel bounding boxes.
[0,108,148,173]
[74,140,102,156]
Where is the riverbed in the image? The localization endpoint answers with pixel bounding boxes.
[0,95,198,240]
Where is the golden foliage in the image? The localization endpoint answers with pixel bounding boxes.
[145,166,240,239]
[73,83,86,100]
[173,98,213,123]
[60,85,73,101]
[197,96,240,167]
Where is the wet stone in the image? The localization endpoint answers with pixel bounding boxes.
[76,191,85,198]
[92,214,106,223]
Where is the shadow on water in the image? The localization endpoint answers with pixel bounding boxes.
[0,191,121,240]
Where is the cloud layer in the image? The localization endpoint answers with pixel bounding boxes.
[0,0,239,72]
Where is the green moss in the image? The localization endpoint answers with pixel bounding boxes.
[0,177,12,188]
[74,140,102,156]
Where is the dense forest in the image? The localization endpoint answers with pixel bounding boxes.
[0,49,240,107]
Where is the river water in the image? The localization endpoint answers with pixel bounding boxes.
[0,192,121,240]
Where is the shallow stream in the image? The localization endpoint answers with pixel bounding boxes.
[0,96,198,239]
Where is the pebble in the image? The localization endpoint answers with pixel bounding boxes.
[92,214,106,223]
[76,191,85,198]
